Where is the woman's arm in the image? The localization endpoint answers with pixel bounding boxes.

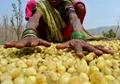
[26,10,43,30]
[68,9,83,32]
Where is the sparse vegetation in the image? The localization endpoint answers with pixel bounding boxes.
[11,0,24,41]
[102,28,116,38]
[0,0,24,44]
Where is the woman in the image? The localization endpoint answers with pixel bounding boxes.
[25,0,86,24]
[25,0,90,41]
[4,0,114,57]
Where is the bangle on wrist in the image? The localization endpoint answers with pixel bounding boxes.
[22,34,37,38]
[22,28,38,38]
[70,31,86,41]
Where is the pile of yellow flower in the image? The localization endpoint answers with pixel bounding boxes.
[0,40,120,84]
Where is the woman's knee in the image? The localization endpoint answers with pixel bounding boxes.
[76,4,85,11]
[75,3,86,24]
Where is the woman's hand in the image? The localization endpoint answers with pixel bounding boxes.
[56,39,114,58]
[4,36,51,49]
